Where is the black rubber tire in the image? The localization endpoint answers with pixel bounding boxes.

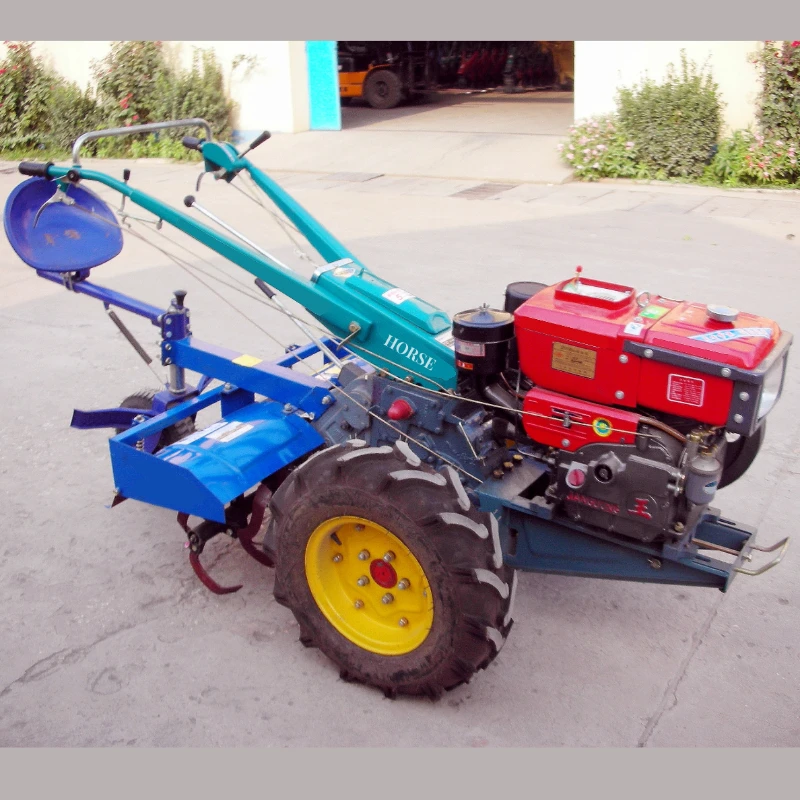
[363,69,404,110]
[268,439,516,699]
[115,388,196,452]
[719,421,766,490]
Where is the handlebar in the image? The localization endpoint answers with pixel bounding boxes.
[71,118,213,166]
[19,162,53,178]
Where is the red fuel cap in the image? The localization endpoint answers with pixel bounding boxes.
[370,559,398,588]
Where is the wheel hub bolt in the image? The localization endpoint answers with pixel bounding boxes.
[354,524,365,532]
[354,599,364,609]
[381,593,394,604]
[397,579,410,590]
[332,554,343,563]
[358,550,370,560]
[383,551,395,563]
[357,576,369,586]
[398,617,408,627]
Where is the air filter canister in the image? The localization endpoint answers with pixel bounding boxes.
[452,304,515,376]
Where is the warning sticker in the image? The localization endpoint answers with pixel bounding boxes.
[667,373,705,407]
[382,287,415,305]
[455,340,485,357]
[552,342,597,379]
[592,418,613,437]
[640,305,670,320]
[233,353,262,367]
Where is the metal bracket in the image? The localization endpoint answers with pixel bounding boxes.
[735,537,790,576]
[33,186,75,228]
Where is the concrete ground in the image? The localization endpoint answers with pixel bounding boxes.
[252,91,575,185]
[1,159,799,746]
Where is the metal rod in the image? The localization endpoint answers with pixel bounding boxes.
[72,119,213,166]
[106,309,153,365]
[691,538,742,557]
[188,199,344,368]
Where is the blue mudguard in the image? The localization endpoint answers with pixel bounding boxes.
[109,399,324,523]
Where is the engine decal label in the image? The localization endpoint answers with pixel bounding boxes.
[690,326,772,344]
[454,340,485,357]
[551,342,597,380]
[592,417,613,437]
[232,353,262,367]
[667,373,705,407]
[565,491,620,515]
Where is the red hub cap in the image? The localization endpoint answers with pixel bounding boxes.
[370,559,398,588]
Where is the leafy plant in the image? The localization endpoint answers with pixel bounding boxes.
[616,51,723,179]
[558,116,644,181]
[753,40,800,143]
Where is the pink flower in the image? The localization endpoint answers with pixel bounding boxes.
[597,144,606,151]
[625,141,634,149]
[0,68,5,75]
[568,144,574,151]
[583,148,590,155]
[566,153,574,160]
[593,162,600,168]
[557,143,564,151]
[792,41,800,47]
[775,140,783,146]
[579,136,588,145]
[132,114,139,121]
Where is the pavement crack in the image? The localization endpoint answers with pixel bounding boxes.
[637,594,725,747]
[0,620,137,701]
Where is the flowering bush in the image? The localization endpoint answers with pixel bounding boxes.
[557,115,645,181]
[753,40,800,143]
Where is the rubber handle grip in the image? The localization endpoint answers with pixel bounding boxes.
[249,131,271,149]
[181,136,204,151]
[19,161,53,178]
[183,195,196,208]
[254,278,276,299]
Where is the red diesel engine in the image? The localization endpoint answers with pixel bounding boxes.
[453,273,791,543]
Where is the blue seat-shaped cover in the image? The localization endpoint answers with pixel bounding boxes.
[3,177,123,272]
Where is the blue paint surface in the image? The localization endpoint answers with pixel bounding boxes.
[306,41,341,131]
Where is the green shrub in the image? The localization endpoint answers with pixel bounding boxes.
[616,51,723,178]
[0,40,234,160]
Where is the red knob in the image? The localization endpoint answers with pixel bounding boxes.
[387,398,414,420]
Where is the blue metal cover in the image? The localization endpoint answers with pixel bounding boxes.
[3,177,123,272]
[109,399,325,522]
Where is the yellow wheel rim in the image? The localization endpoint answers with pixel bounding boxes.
[305,515,434,656]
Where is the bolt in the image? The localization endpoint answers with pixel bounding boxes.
[332,554,343,563]
[674,521,685,533]
[223,383,233,393]
[354,599,364,609]
[383,551,395,563]
[615,390,625,400]
[165,331,172,338]
[739,391,750,402]
[358,550,370,561]
[381,593,394,604]
[357,576,369,586]
[322,395,333,406]
[513,453,523,463]
[644,349,654,359]
[503,461,514,471]
[397,579,410,590]
[165,343,172,351]
[398,617,409,627]
[734,413,744,424]
[165,318,172,325]
[721,367,732,378]
[164,358,172,365]
[561,438,570,448]
[493,469,504,479]
[283,403,294,414]
[648,558,662,570]
[619,354,629,364]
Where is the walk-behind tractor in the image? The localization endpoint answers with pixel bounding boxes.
[4,119,792,699]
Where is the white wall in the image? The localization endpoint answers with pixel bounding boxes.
[2,41,311,134]
[574,41,762,132]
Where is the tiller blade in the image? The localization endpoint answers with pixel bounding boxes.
[177,484,274,595]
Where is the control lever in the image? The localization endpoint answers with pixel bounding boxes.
[238,131,271,159]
